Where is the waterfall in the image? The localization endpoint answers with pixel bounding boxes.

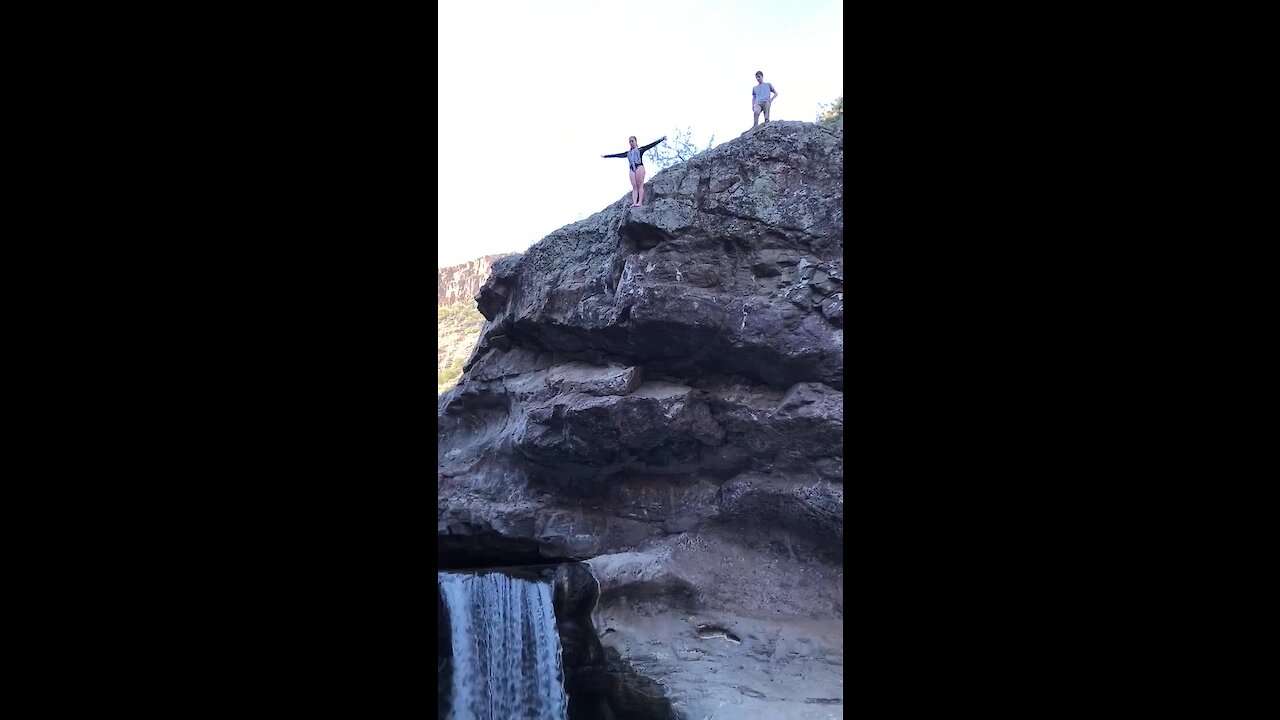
[439,572,569,720]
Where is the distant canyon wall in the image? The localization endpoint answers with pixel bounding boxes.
[439,254,511,307]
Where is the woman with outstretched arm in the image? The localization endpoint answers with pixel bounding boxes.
[602,135,665,206]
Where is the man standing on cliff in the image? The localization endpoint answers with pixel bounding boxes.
[752,70,778,128]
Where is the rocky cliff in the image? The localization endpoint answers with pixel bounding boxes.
[438,254,511,393]
[439,121,843,719]
[438,254,510,307]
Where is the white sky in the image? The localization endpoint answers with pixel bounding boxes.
[438,0,843,268]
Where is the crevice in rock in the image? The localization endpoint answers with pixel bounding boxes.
[620,220,671,250]
[693,623,741,643]
[568,562,680,720]
[438,534,579,570]
[600,646,679,720]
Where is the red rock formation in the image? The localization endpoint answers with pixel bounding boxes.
[438,254,511,307]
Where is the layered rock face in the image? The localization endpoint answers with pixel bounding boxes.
[439,121,843,719]
[438,254,510,307]
[439,254,511,393]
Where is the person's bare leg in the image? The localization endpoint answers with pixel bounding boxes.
[629,169,639,205]
[764,100,771,123]
[753,104,761,128]
[635,166,646,205]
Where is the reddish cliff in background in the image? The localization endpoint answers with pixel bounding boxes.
[438,254,513,394]
[438,254,511,307]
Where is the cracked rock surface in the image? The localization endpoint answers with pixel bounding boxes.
[440,120,843,719]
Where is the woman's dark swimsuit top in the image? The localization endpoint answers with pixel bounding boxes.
[603,138,663,169]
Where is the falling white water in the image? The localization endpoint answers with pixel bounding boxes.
[439,572,569,720]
